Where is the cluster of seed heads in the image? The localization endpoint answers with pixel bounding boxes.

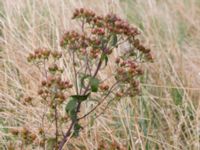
[27,48,62,62]
[72,8,139,36]
[114,58,143,96]
[9,8,153,149]
[38,75,73,106]
[61,8,153,61]
[10,127,37,145]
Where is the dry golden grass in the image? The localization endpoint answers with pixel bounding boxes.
[0,0,200,149]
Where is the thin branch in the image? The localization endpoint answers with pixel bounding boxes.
[82,57,102,95]
[81,19,85,34]
[59,56,103,150]
[78,82,118,120]
[55,98,58,148]
[72,51,79,95]
[58,120,76,149]
[82,87,132,129]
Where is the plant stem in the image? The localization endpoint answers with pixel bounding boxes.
[55,101,58,149]
[58,58,103,150]
[72,51,79,94]
[58,120,76,149]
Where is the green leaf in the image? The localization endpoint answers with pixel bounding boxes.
[80,74,90,89]
[101,53,108,67]
[65,94,90,121]
[70,110,77,121]
[65,98,77,120]
[71,93,90,102]
[90,77,99,92]
[65,98,77,113]
[111,34,118,47]
[73,123,82,137]
[80,74,99,92]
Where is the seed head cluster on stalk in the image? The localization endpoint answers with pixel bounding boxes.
[9,8,153,149]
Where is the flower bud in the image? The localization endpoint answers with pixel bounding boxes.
[27,53,35,62]
[48,64,59,72]
[58,93,65,100]
[117,67,125,74]
[41,93,48,100]
[98,28,105,35]
[116,91,123,97]
[10,128,19,135]
[145,52,153,61]
[120,61,126,67]
[51,51,62,59]
[34,49,40,55]
[21,127,29,137]
[30,133,37,141]
[38,89,43,95]
[99,84,109,91]
[104,85,109,90]
[95,39,101,45]
[67,84,73,88]
[38,128,44,134]
[128,68,136,74]
[136,68,144,75]
[114,20,122,27]
[115,57,120,64]
[24,97,32,103]
[143,48,151,53]
[132,80,139,87]
[41,80,47,86]
[39,140,45,147]
[133,39,140,47]
[80,8,84,13]
[138,45,145,52]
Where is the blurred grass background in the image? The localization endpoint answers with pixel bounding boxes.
[0,0,200,149]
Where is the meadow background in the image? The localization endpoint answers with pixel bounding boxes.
[0,0,200,149]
